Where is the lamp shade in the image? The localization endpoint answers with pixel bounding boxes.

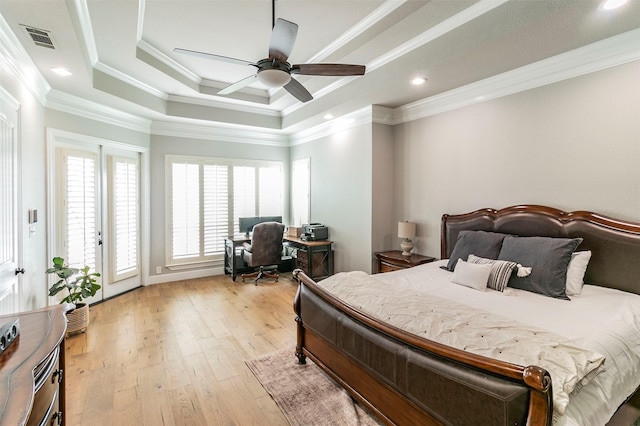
[398,221,416,239]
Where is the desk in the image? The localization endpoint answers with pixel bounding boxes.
[224,236,333,281]
[223,236,254,281]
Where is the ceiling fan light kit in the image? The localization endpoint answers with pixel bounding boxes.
[256,59,292,88]
[175,1,365,103]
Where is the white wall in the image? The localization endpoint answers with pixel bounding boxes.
[392,60,640,259]
[290,123,374,273]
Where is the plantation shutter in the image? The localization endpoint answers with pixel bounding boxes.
[233,166,256,235]
[167,156,283,266]
[172,162,200,259]
[65,153,97,271]
[110,156,139,281]
[258,166,283,216]
[203,164,228,255]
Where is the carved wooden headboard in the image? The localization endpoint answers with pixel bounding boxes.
[441,205,640,295]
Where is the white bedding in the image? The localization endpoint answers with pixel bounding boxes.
[320,260,640,426]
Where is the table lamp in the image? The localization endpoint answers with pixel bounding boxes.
[398,221,416,256]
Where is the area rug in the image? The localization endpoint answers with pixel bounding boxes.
[245,349,382,426]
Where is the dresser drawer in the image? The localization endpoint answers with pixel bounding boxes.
[28,347,61,426]
[378,261,402,273]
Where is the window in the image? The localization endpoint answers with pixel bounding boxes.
[166,155,283,266]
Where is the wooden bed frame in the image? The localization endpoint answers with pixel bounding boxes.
[293,205,640,426]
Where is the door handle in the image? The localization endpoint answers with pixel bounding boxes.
[14,268,25,275]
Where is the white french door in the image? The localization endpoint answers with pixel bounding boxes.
[0,93,20,315]
[49,131,143,303]
[104,149,140,298]
[55,147,103,304]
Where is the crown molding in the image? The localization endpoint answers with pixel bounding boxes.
[393,28,640,125]
[372,106,394,125]
[283,0,507,118]
[367,0,509,74]
[71,0,99,66]
[151,120,288,146]
[46,89,152,133]
[289,106,373,146]
[137,39,201,84]
[306,0,408,64]
[0,13,50,105]
[167,94,280,117]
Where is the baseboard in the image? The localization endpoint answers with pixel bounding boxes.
[147,266,225,285]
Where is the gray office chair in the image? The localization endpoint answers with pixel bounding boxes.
[241,221,285,285]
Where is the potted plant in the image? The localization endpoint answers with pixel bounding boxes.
[46,256,101,335]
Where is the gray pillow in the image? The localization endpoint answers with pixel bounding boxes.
[445,231,508,271]
[498,236,583,300]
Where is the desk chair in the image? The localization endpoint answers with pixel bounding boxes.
[241,221,285,285]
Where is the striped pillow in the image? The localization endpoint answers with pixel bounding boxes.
[467,254,517,292]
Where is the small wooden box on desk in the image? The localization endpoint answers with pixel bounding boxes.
[375,250,435,273]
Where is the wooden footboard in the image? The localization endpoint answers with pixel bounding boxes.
[293,269,553,426]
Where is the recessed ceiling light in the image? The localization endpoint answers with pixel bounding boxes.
[411,77,427,86]
[598,0,627,10]
[324,113,334,120]
[51,67,72,76]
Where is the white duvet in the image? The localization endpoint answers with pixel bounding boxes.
[317,260,640,426]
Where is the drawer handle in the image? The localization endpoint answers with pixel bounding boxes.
[53,368,63,384]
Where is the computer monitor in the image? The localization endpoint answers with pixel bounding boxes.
[238,216,283,235]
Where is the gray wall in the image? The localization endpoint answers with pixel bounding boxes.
[392,60,640,259]
[5,44,638,308]
[1,72,47,310]
[371,122,395,270]
[290,123,374,273]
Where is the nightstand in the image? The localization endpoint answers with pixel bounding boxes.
[375,250,436,273]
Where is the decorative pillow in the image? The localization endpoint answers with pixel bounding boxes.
[445,230,508,272]
[566,251,592,296]
[467,254,518,292]
[450,259,492,291]
[498,236,583,300]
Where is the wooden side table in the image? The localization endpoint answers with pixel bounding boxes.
[375,250,435,273]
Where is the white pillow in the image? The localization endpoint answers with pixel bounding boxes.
[566,251,592,296]
[451,259,492,291]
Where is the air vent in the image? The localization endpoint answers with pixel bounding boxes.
[21,25,55,49]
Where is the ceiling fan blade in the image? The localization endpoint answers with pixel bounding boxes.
[174,48,254,67]
[283,78,313,103]
[218,74,258,95]
[268,18,298,62]
[292,64,366,76]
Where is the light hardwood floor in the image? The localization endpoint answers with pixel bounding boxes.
[64,273,299,426]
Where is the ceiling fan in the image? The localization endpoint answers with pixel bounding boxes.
[173,2,366,103]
